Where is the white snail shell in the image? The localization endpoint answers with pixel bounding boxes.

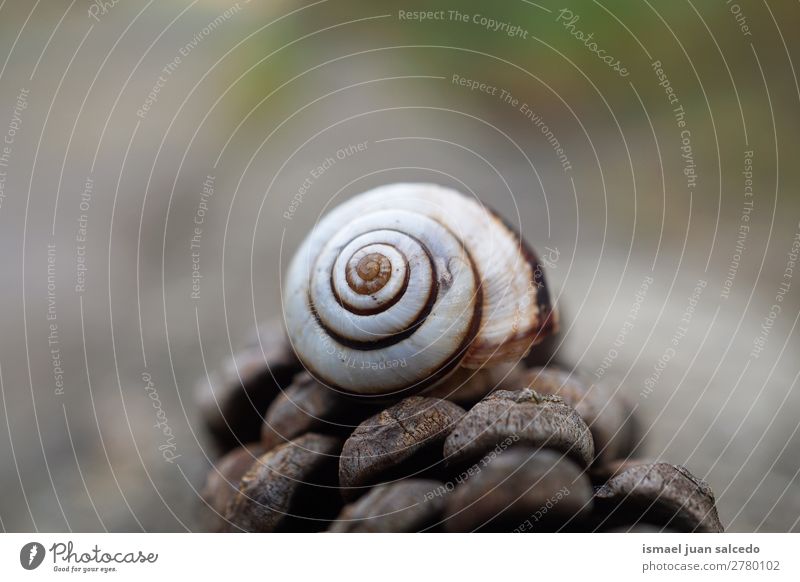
[283,183,557,396]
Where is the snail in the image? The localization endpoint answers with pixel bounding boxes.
[283,183,557,397]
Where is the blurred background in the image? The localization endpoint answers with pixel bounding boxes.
[0,0,798,531]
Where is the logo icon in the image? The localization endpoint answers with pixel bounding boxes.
[20,542,46,570]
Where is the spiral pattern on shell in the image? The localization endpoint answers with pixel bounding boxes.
[283,183,557,396]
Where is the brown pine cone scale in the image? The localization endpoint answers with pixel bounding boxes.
[198,325,724,533]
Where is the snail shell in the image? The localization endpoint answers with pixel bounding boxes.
[283,183,557,396]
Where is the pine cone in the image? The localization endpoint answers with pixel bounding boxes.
[198,322,724,533]
[195,319,303,452]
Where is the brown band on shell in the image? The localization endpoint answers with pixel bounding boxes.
[362,246,484,399]
[301,250,484,399]
[333,244,412,316]
[348,252,392,292]
[312,283,437,352]
[326,231,433,322]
